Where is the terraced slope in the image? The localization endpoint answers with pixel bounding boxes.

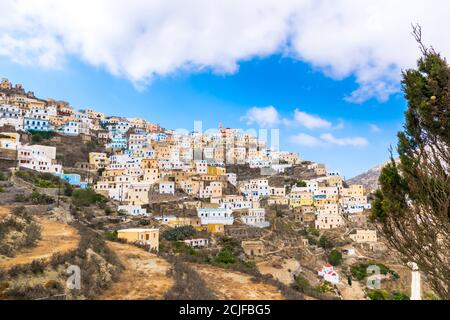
[98,242,174,300]
[191,264,285,300]
[0,213,80,269]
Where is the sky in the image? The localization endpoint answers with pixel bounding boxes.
[1,0,449,178]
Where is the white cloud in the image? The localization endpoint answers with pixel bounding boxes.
[1,0,449,101]
[320,133,368,147]
[241,106,281,128]
[293,109,332,129]
[369,124,382,133]
[290,132,369,147]
[289,133,322,147]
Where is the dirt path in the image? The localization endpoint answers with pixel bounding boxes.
[98,242,174,300]
[191,264,285,300]
[0,217,80,269]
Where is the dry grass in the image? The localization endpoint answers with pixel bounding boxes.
[191,264,285,300]
[98,242,174,300]
[0,206,11,220]
[0,216,80,269]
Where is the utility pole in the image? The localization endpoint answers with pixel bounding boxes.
[57,173,61,207]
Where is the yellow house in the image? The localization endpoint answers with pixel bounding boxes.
[207,166,226,176]
[326,176,343,188]
[166,217,202,228]
[207,224,225,234]
[117,228,159,252]
[342,185,365,197]
[289,192,314,208]
[89,152,109,169]
[290,198,314,208]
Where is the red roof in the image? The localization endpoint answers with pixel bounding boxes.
[324,264,333,268]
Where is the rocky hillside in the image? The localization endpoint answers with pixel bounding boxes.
[347,160,400,191]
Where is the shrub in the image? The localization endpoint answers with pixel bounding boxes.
[139,219,150,226]
[162,226,196,241]
[14,194,29,203]
[328,250,343,266]
[30,191,55,204]
[29,130,56,143]
[44,280,63,291]
[296,181,307,188]
[367,289,386,300]
[0,172,8,181]
[318,235,333,249]
[104,230,118,241]
[391,292,410,300]
[64,185,74,197]
[314,281,334,294]
[350,264,368,281]
[308,228,320,237]
[72,189,107,207]
[104,207,113,215]
[214,248,236,265]
[293,274,311,293]
[30,260,46,274]
[15,169,64,189]
[0,186,4,193]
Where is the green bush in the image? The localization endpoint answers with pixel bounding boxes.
[350,264,369,281]
[104,230,118,241]
[328,250,343,266]
[391,292,410,300]
[214,248,236,265]
[293,274,311,292]
[139,220,150,226]
[0,172,7,181]
[30,191,55,205]
[163,226,196,241]
[29,130,56,143]
[368,289,386,300]
[308,228,320,237]
[15,170,64,189]
[0,186,4,193]
[314,281,334,293]
[72,189,107,207]
[14,194,29,203]
[318,235,333,249]
[296,181,307,188]
[64,185,74,197]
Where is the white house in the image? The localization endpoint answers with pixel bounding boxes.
[58,121,80,136]
[183,238,209,248]
[159,181,175,195]
[318,264,340,285]
[195,160,208,174]
[240,208,270,228]
[17,144,62,173]
[197,208,234,225]
[24,116,51,132]
[117,205,149,217]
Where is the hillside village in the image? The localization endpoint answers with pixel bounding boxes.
[0,77,421,300]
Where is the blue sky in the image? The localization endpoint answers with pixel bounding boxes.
[3,1,444,178]
[0,54,406,178]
